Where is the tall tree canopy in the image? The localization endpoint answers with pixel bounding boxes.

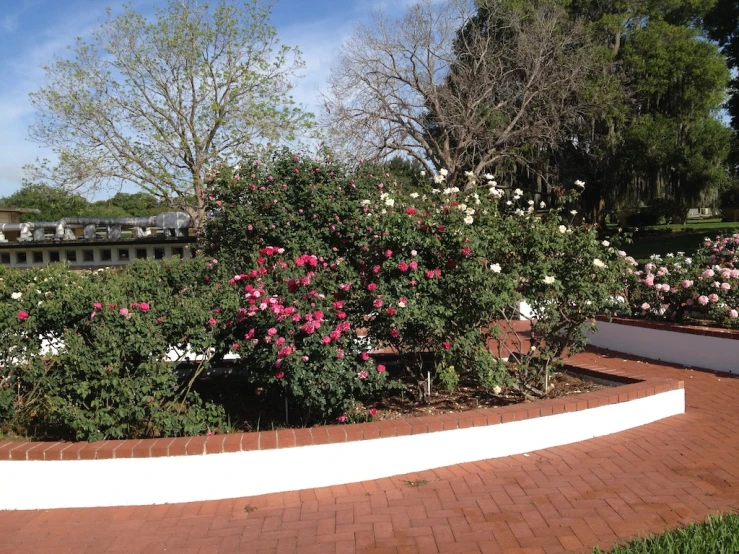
[26,0,311,225]
[322,0,610,187]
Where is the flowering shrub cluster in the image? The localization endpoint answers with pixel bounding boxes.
[0,258,228,441]
[204,149,627,400]
[625,235,739,327]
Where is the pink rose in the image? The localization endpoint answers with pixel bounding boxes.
[361,352,370,361]
[275,371,284,380]
[368,408,378,417]
[730,310,738,319]
[338,415,347,423]
[376,364,386,372]
[698,296,709,306]
[207,317,218,326]
[119,308,129,316]
[708,294,719,303]
[640,303,650,311]
[681,280,693,289]
[721,282,731,291]
[357,370,368,380]
[373,298,383,308]
[384,250,393,258]
[367,283,377,292]
[17,311,29,321]
[139,302,150,312]
[411,250,418,257]
[93,303,102,310]
[267,327,278,336]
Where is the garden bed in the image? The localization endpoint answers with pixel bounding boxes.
[191,366,607,432]
[587,316,739,375]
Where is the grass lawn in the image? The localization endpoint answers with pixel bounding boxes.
[620,219,739,261]
[593,513,739,554]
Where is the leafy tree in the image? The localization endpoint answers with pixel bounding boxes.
[26,0,312,226]
[0,184,89,222]
[105,192,167,217]
[704,0,739,173]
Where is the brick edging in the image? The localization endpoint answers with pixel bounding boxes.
[596,315,739,340]
[0,368,684,462]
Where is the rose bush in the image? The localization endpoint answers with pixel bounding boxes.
[204,150,626,398]
[624,235,739,327]
[0,258,229,441]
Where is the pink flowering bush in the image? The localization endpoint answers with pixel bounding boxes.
[625,235,739,328]
[213,247,398,422]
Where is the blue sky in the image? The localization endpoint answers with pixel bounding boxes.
[0,0,411,198]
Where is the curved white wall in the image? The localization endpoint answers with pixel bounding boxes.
[588,321,739,375]
[0,389,684,510]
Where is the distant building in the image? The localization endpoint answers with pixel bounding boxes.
[0,211,195,269]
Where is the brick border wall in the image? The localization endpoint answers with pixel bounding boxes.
[0,368,683,462]
[597,315,739,341]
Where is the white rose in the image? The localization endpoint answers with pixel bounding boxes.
[593,258,606,268]
[514,188,523,195]
[439,168,448,177]
[490,263,501,273]
[11,292,22,300]
[492,385,502,395]
[464,215,474,224]
[570,210,578,216]
[543,275,555,284]
[539,201,546,209]
[420,171,426,177]
[602,240,610,247]
[558,225,567,234]
[574,180,585,188]
[410,192,419,199]
[527,200,534,206]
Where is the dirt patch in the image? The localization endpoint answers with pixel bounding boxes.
[368,371,606,421]
[195,368,607,431]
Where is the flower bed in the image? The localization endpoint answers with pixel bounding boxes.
[0,366,684,510]
[587,316,739,374]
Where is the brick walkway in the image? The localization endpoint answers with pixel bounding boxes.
[2,348,738,554]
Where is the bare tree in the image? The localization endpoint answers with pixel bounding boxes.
[27,0,312,225]
[322,0,607,188]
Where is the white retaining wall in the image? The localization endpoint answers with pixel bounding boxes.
[0,388,685,510]
[587,320,739,375]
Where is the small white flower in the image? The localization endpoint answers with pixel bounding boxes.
[466,208,475,216]
[451,186,460,193]
[360,199,370,206]
[574,180,585,188]
[458,203,467,211]
[464,215,474,224]
[527,206,534,214]
[432,188,440,194]
[380,192,388,200]
[433,174,445,184]
[515,208,524,216]
[543,275,556,284]
[506,200,513,206]
[527,200,535,206]
[570,210,578,216]
[489,187,501,197]
[593,258,606,268]
[490,263,501,273]
[492,385,502,395]
[398,299,406,308]
[602,240,610,247]
[420,171,426,177]
[484,173,494,180]
[439,168,448,177]
[558,225,567,234]
[539,201,546,209]
[384,197,395,207]
[11,292,22,300]
[410,192,419,199]
[514,188,523,196]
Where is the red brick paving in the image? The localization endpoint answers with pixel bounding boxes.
[2,347,739,553]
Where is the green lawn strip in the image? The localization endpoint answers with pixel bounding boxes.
[593,513,739,554]
[621,221,739,261]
